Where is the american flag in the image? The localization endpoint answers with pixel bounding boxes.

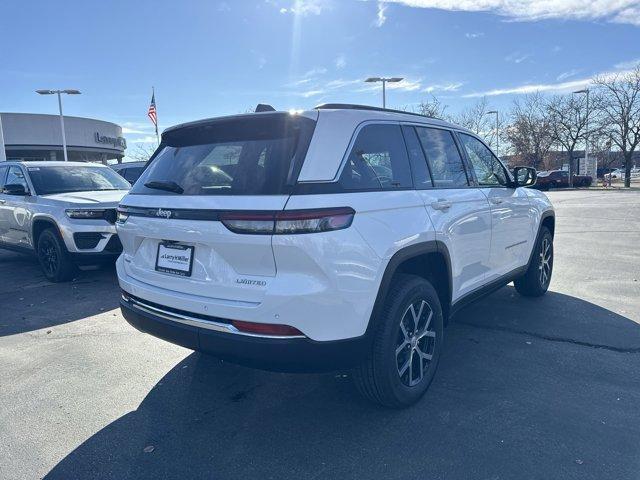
[148,91,157,126]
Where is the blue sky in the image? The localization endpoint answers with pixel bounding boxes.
[1,0,639,158]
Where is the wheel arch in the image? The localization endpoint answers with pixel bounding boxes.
[366,241,453,340]
[525,210,555,268]
[32,216,63,248]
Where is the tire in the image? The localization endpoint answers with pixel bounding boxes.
[353,274,444,408]
[514,226,553,297]
[36,228,76,282]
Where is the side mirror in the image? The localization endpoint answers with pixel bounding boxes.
[2,183,29,196]
[513,167,537,187]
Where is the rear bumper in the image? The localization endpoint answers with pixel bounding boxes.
[120,293,370,373]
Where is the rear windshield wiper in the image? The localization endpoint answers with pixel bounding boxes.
[144,180,184,194]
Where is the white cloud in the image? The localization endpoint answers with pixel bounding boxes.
[462,59,640,97]
[300,89,325,98]
[335,54,347,69]
[131,135,158,144]
[556,69,580,81]
[278,0,331,16]
[122,127,148,134]
[374,2,387,26]
[505,52,531,64]
[359,77,423,92]
[302,66,328,78]
[465,32,484,38]
[424,81,464,93]
[379,0,640,26]
[326,78,362,88]
[615,58,640,69]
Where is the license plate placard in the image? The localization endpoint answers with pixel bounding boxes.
[155,242,194,277]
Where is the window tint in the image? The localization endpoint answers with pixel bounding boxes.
[28,166,130,195]
[339,124,412,190]
[132,114,315,196]
[415,127,468,188]
[123,167,144,183]
[6,166,29,191]
[459,133,508,187]
[0,166,8,188]
[401,126,432,189]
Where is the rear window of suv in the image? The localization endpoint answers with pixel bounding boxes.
[131,113,315,196]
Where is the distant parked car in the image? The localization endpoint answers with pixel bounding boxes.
[605,167,640,181]
[534,170,592,189]
[111,161,147,184]
[0,161,130,281]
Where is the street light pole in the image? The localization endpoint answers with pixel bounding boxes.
[56,91,68,162]
[365,77,404,108]
[573,88,592,185]
[36,89,81,162]
[486,110,499,157]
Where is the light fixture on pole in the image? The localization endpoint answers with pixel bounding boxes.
[572,88,592,185]
[365,77,403,108]
[36,89,81,162]
[486,110,499,157]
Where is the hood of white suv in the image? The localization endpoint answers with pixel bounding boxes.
[41,190,129,205]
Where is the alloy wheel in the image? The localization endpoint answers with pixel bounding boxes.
[539,237,552,287]
[39,238,58,276]
[396,299,436,387]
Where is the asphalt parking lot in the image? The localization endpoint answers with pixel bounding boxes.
[1,190,639,480]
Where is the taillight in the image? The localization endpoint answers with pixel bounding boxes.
[219,211,275,235]
[220,207,355,235]
[232,320,304,337]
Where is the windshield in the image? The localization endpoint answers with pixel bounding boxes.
[131,113,315,196]
[27,165,131,195]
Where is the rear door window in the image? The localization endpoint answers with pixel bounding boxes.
[339,124,412,190]
[131,114,315,196]
[401,125,433,189]
[415,127,468,188]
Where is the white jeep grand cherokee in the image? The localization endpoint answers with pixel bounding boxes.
[116,104,554,407]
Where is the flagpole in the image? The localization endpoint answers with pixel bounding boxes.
[153,86,159,146]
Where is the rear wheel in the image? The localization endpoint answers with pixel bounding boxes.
[514,226,553,297]
[353,274,444,408]
[37,228,76,282]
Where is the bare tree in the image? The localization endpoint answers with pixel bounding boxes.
[413,95,448,119]
[127,143,158,162]
[593,65,640,187]
[546,94,589,186]
[452,97,505,151]
[504,93,554,169]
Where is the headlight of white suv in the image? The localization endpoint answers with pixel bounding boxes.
[65,209,106,219]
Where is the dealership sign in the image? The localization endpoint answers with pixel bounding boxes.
[94,132,127,150]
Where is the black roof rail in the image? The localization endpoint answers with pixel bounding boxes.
[314,103,439,120]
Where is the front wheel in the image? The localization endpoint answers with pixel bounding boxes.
[514,226,553,297]
[353,274,444,408]
[37,228,76,282]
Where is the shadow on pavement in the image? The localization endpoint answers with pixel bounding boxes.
[44,287,640,480]
[0,251,120,336]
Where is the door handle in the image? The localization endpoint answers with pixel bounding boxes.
[431,200,452,211]
[489,197,504,205]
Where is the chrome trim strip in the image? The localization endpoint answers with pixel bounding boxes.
[122,294,306,339]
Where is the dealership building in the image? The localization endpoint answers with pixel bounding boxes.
[0,112,126,164]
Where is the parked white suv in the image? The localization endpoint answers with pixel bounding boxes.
[0,161,130,281]
[116,104,554,407]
